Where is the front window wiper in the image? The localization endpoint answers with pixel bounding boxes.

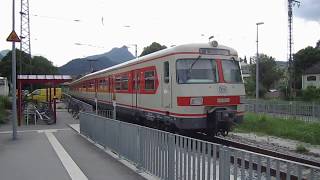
[188,55,202,71]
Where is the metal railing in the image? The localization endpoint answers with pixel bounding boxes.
[63,93,93,113]
[244,99,320,122]
[79,112,320,180]
[97,110,114,119]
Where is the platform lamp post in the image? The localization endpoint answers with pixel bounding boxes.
[126,44,138,58]
[256,22,264,100]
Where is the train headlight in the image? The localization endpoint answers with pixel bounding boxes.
[190,97,203,106]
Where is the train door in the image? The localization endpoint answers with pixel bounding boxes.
[162,61,171,108]
[132,70,140,108]
[108,76,113,103]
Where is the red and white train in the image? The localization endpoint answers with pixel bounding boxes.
[69,41,245,135]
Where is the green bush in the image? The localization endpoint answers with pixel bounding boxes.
[302,86,320,101]
[0,96,11,109]
[295,144,309,154]
[0,96,10,124]
[235,113,320,145]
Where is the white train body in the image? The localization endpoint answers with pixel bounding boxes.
[69,42,245,134]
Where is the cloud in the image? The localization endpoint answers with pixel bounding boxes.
[295,0,320,22]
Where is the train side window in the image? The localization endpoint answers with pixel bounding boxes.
[99,79,108,91]
[115,76,121,90]
[164,61,169,83]
[121,75,129,90]
[145,70,155,90]
[89,81,95,91]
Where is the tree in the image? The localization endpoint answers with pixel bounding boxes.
[316,40,320,49]
[140,42,167,57]
[292,46,320,89]
[0,49,58,81]
[243,56,247,64]
[247,54,283,97]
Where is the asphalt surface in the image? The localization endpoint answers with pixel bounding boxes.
[0,106,145,180]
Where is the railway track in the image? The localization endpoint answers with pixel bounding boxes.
[189,132,320,168]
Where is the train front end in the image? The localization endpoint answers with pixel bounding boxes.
[172,41,245,135]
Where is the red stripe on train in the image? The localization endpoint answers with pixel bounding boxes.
[177,96,240,106]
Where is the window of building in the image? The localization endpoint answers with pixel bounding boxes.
[307,76,316,81]
[0,79,5,86]
[144,71,155,90]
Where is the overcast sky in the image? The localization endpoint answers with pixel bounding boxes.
[1,0,319,67]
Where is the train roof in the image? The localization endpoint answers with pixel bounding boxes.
[71,42,238,84]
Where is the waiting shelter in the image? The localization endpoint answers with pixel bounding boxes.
[17,75,72,126]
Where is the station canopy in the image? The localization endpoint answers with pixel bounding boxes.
[18,75,72,84]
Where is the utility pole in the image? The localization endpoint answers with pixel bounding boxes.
[256,22,264,100]
[20,0,32,74]
[126,44,138,58]
[8,0,19,140]
[87,59,98,73]
[288,0,300,97]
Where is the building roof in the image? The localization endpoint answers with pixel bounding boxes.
[304,62,320,75]
[17,75,72,84]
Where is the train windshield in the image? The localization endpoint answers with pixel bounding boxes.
[221,60,242,83]
[176,59,217,84]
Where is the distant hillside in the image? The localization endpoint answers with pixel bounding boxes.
[275,61,288,70]
[0,50,10,60]
[59,46,135,76]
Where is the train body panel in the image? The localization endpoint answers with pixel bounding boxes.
[69,42,245,135]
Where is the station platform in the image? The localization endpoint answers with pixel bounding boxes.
[0,104,148,180]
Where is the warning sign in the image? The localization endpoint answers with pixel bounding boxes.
[6,31,21,42]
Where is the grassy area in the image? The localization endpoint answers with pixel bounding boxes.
[0,96,11,124]
[234,113,320,145]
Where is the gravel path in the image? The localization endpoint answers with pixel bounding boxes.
[227,132,320,163]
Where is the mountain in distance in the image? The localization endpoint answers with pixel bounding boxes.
[275,61,288,70]
[0,50,10,60]
[58,46,135,76]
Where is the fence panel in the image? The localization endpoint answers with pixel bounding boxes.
[79,112,320,180]
[244,99,320,122]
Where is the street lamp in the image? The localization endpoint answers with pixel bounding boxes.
[256,22,264,100]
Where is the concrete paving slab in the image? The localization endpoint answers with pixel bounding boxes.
[0,131,70,180]
[54,130,146,180]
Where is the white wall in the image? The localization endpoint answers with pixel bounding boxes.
[302,74,320,89]
[0,77,9,96]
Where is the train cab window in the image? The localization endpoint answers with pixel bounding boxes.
[221,60,242,83]
[176,59,217,84]
[164,61,169,83]
[144,71,155,90]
